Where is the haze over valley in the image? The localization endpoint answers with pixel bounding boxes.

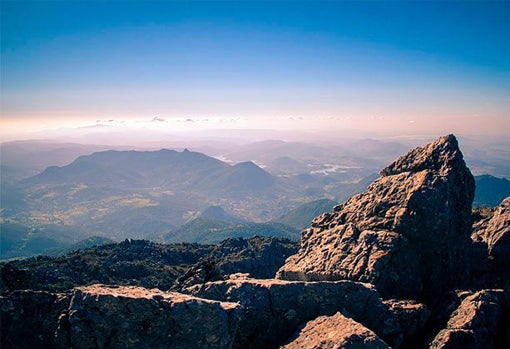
[1,132,509,259]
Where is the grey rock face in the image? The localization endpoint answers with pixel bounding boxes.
[470,197,510,291]
[185,276,429,349]
[281,312,390,349]
[473,198,510,266]
[277,135,475,301]
[1,285,240,349]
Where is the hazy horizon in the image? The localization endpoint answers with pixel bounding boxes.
[1,1,509,141]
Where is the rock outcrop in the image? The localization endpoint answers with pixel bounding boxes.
[277,135,475,302]
[1,284,241,349]
[186,276,429,348]
[430,290,505,349]
[468,197,510,293]
[473,198,510,264]
[281,312,390,349]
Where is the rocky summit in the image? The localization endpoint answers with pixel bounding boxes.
[2,134,510,349]
[277,134,475,302]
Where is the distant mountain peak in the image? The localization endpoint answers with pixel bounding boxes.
[234,161,259,168]
[199,206,245,224]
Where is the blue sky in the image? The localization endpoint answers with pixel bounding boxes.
[1,1,509,137]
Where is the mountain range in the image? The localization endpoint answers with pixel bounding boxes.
[1,140,509,260]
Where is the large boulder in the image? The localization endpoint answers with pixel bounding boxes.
[185,275,429,349]
[281,312,390,349]
[277,135,475,302]
[1,284,241,349]
[430,290,504,349]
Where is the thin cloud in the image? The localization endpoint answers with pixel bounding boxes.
[96,119,125,124]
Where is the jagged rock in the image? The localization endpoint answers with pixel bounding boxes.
[471,207,497,243]
[473,198,510,267]
[1,284,241,349]
[429,289,504,349]
[469,198,510,290]
[185,277,429,349]
[277,135,475,302]
[383,299,431,343]
[173,236,297,291]
[0,290,71,349]
[281,312,390,349]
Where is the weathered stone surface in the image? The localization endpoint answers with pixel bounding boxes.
[186,276,429,349]
[469,198,510,290]
[1,290,71,349]
[277,135,475,301]
[472,198,510,266]
[282,312,390,349]
[484,197,510,252]
[1,284,241,349]
[429,289,504,349]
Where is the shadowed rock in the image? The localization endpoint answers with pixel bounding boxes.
[1,284,241,349]
[0,290,71,349]
[430,290,504,349]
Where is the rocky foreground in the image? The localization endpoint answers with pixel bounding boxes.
[1,135,510,349]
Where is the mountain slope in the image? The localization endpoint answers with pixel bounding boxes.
[5,149,286,243]
[272,198,337,231]
[24,148,278,199]
[26,149,230,188]
[474,174,510,207]
[196,206,246,224]
[165,218,299,244]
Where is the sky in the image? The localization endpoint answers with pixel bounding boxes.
[1,1,509,140]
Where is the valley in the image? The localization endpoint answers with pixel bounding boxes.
[1,137,509,260]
